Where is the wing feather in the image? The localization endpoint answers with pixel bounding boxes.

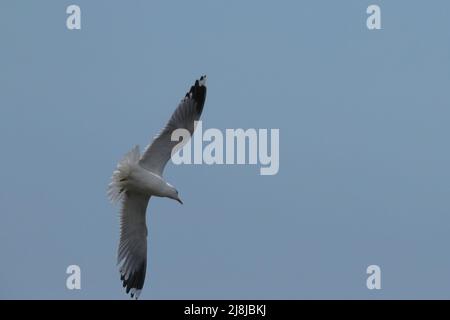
[139,76,207,176]
[117,191,150,299]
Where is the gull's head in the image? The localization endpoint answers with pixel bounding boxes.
[166,183,183,205]
[199,75,207,86]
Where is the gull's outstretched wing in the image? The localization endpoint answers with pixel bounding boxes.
[139,75,207,176]
[117,191,150,299]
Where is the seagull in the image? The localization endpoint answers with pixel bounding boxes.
[108,75,207,299]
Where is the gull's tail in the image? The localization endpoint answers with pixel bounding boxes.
[108,145,141,203]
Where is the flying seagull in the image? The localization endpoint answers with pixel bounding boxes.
[108,75,207,299]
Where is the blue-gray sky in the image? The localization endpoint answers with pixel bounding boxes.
[1,0,450,299]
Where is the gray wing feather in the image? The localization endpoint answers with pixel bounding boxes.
[117,191,150,299]
[139,76,207,176]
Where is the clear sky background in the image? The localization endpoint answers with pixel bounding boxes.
[1,0,450,299]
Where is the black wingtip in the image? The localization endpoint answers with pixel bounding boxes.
[120,261,146,299]
[186,75,207,114]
